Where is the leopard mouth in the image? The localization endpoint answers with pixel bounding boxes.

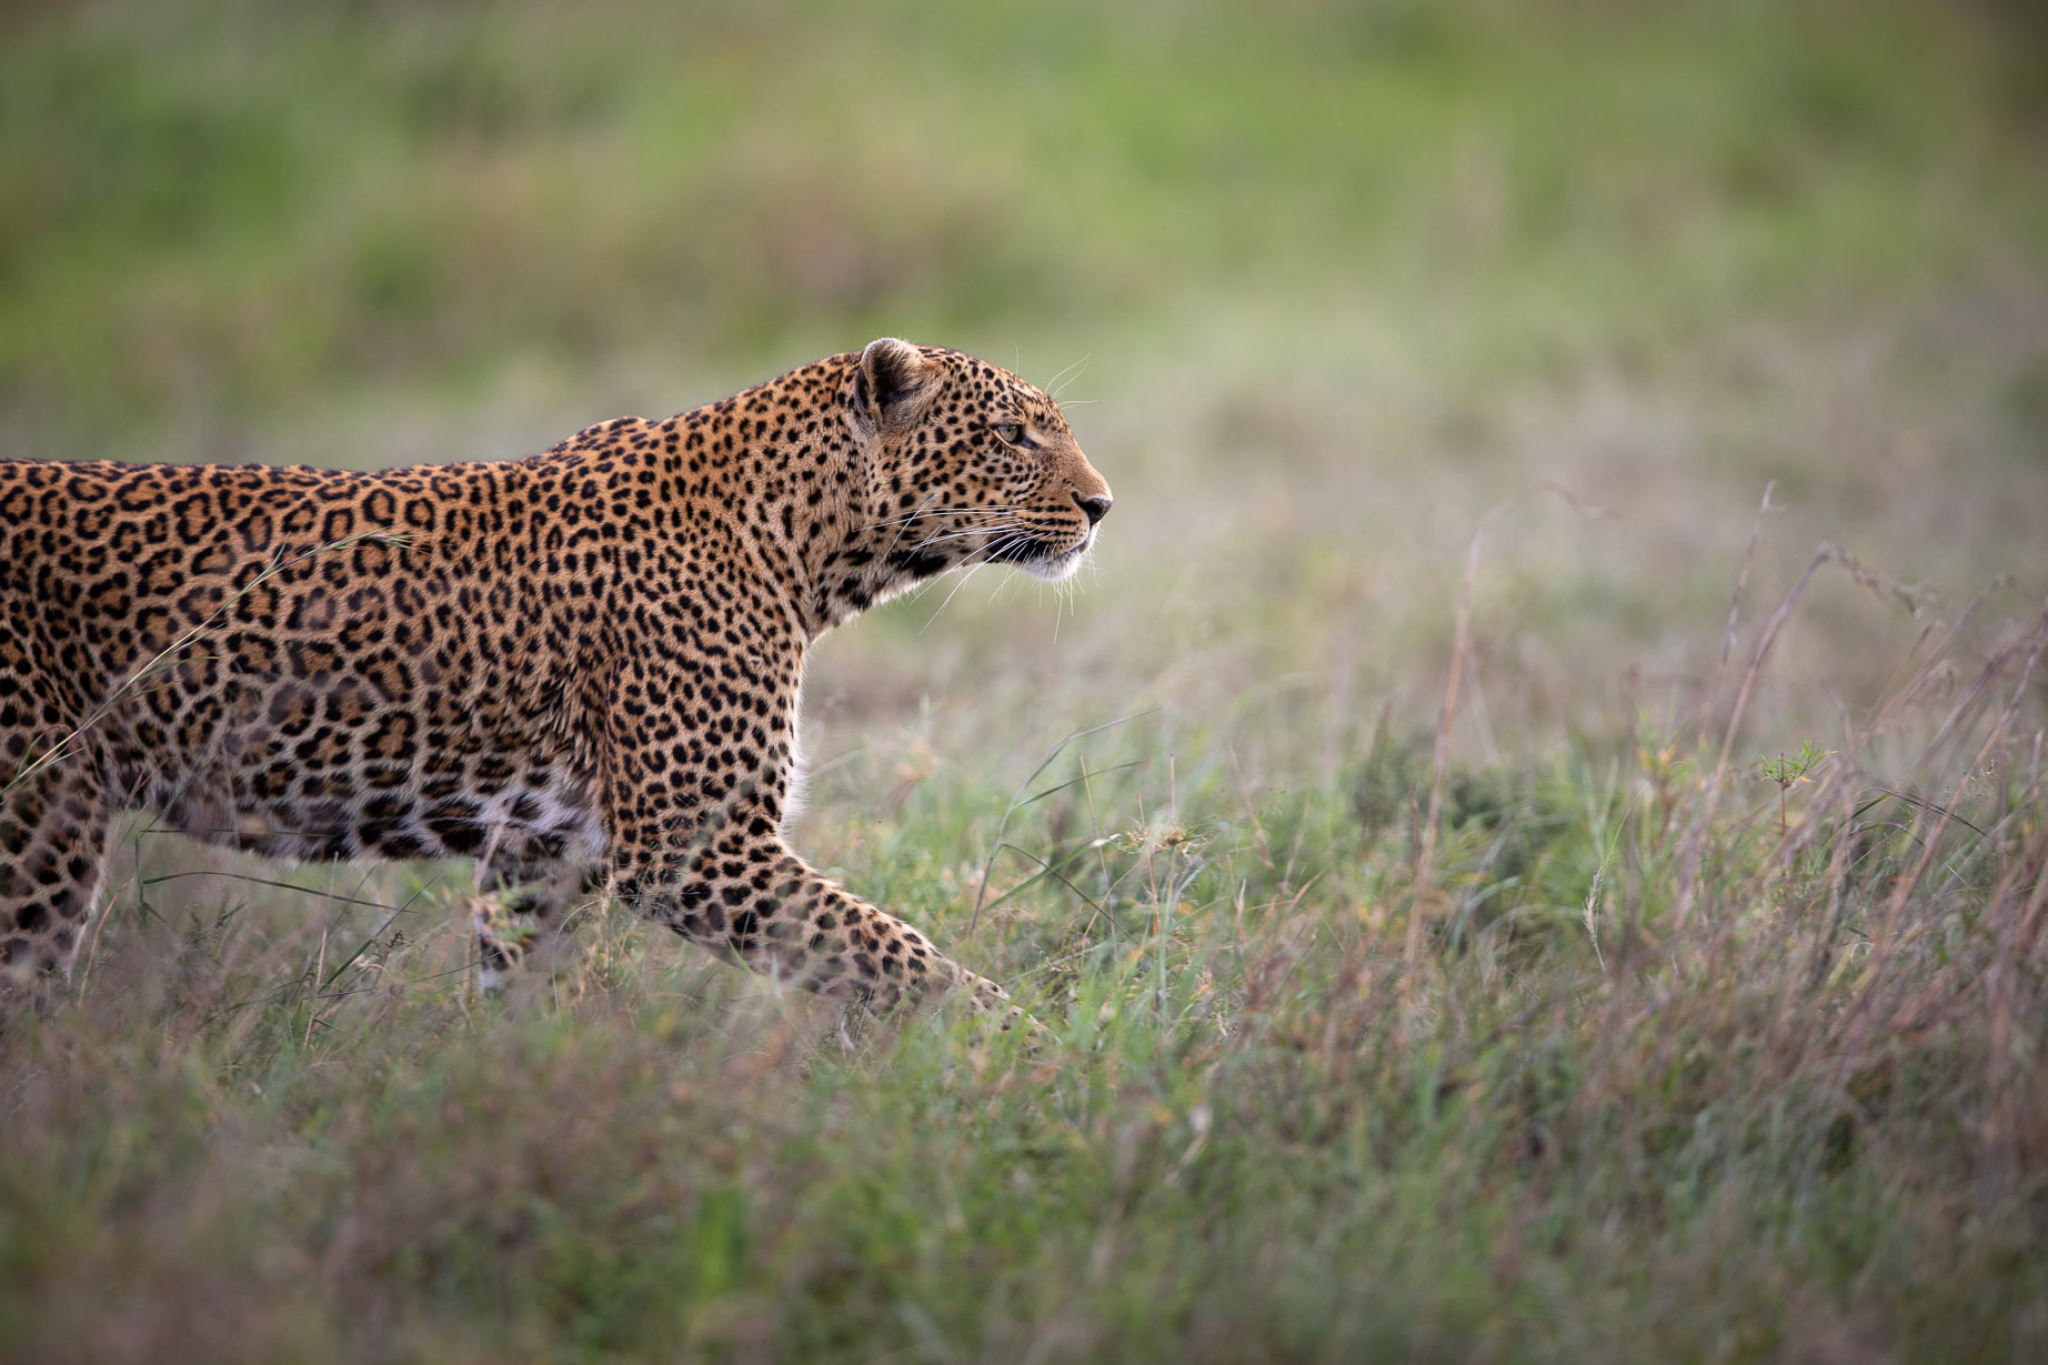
[990,526,1094,582]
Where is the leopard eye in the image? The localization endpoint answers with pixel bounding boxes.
[992,423,1023,445]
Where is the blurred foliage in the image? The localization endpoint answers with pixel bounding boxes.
[2,0,2044,446]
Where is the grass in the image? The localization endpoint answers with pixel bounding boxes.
[5,589,2046,1363]
[5,0,2048,1360]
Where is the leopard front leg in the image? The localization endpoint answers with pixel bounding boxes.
[606,788,1035,1036]
[594,623,1043,1039]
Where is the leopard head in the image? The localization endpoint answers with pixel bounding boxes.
[844,338,1112,593]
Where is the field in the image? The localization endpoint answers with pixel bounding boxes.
[5,0,2048,1360]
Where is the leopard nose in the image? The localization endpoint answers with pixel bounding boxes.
[1074,492,1113,525]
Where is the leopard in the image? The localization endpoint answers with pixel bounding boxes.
[0,338,1112,1032]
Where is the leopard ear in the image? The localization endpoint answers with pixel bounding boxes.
[851,337,939,436]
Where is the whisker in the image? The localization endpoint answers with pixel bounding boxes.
[903,513,1058,552]
[1046,354,1092,399]
[902,530,1008,602]
[907,521,1031,550]
[875,488,948,558]
[924,536,1023,630]
[858,502,1021,533]
[901,538,999,613]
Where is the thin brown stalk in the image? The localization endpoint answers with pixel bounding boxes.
[1404,500,1508,1018]
[1674,545,1839,928]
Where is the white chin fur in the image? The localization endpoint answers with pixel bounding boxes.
[1017,533,1093,582]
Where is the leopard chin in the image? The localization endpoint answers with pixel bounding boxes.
[1016,532,1095,583]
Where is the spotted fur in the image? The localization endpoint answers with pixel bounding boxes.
[0,340,1112,1027]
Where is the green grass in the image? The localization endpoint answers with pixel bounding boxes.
[7,670,2047,1363]
[5,0,2048,1360]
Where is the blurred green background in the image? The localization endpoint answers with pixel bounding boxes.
[5,0,2046,767]
[8,0,2045,441]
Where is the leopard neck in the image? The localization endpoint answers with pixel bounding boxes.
[663,355,884,642]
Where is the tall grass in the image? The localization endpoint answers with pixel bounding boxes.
[4,522,2044,1362]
